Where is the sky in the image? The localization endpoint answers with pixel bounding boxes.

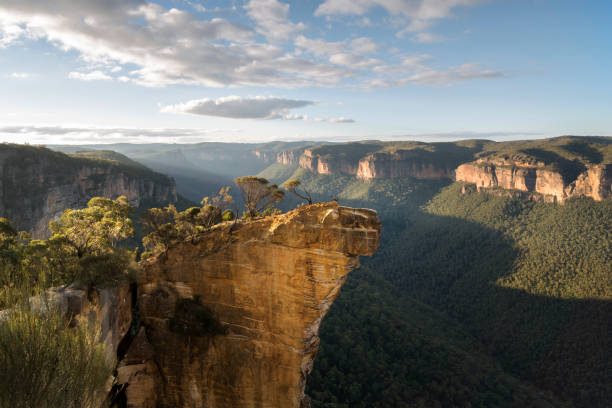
[0,0,610,144]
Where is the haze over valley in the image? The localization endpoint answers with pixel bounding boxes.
[0,1,610,407]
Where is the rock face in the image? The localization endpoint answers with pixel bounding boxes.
[299,149,360,176]
[118,202,381,408]
[357,150,456,180]
[0,145,177,237]
[293,148,456,180]
[456,159,612,202]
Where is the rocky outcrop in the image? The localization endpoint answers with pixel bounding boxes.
[118,202,381,408]
[298,149,360,176]
[456,159,612,202]
[277,150,302,166]
[357,150,456,180]
[296,148,457,180]
[0,145,177,237]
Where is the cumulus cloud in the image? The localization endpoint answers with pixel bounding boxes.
[316,0,483,40]
[244,0,305,42]
[315,0,483,20]
[0,0,345,87]
[160,95,355,123]
[160,96,314,119]
[68,70,112,81]
[0,0,502,89]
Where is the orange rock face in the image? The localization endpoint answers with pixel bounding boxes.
[455,161,612,202]
[118,202,381,408]
[357,150,456,180]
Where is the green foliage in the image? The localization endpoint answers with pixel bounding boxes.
[283,179,313,204]
[308,268,562,408]
[234,176,284,218]
[0,305,112,408]
[141,187,234,256]
[289,170,610,408]
[0,197,137,307]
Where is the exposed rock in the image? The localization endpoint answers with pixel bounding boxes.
[357,150,456,180]
[118,202,381,408]
[456,160,612,202]
[0,145,177,237]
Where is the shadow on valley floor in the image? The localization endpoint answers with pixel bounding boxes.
[308,204,611,408]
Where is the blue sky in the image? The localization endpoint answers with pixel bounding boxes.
[0,0,610,144]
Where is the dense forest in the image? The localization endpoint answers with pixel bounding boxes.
[280,170,611,408]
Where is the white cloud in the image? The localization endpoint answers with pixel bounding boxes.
[68,70,112,81]
[160,95,356,123]
[244,0,305,42]
[329,53,381,69]
[0,0,343,88]
[295,35,345,57]
[0,125,244,144]
[316,0,483,39]
[412,32,445,43]
[9,72,31,79]
[350,37,378,54]
[0,0,503,90]
[160,96,314,119]
[316,0,483,20]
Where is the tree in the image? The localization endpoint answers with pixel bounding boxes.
[47,196,135,285]
[234,176,285,218]
[49,196,134,259]
[283,179,313,204]
[141,187,235,256]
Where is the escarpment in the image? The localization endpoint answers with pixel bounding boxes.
[288,146,460,180]
[0,144,177,237]
[117,202,381,408]
[357,150,456,179]
[456,158,612,202]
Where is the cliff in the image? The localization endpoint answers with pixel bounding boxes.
[290,144,467,180]
[456,159,612,202]
[117,202,381,408]
[0,144,177,237]
[357,150,456,179]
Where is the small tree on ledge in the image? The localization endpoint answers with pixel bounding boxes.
[234,176,284,218]
[283,179,312,205]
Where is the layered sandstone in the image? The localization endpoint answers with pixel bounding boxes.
[357,150,456,180]
[456,159,612,202]
[299,149,359,176]
[118,202,381,408]
[0,145,177,237]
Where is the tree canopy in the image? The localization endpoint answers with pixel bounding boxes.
[234,176,284,218]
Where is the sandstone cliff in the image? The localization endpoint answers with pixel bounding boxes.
[0,145,177,237]
[117,202,381,408]
[357,150,456,180]
[456,159,612,202]
[291,146,458,180]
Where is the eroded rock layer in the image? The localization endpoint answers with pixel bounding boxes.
[118,202,380,408]
[0,144,177,238]
[456,159,612,202]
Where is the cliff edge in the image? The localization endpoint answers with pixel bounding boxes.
[117,202,381,408]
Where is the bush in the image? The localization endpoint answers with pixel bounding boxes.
[0,304,112,408]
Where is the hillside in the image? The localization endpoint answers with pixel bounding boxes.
[255,141,611,408]
[0,144,177,237]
